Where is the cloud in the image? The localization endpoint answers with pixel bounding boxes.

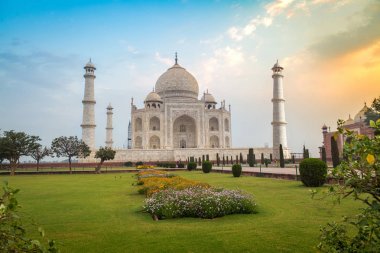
[265,0,295,17]
[309,1,380,59]
[227,16,272,41]
[197,46,245,87]
[154,52,172,66]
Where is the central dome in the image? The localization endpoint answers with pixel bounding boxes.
[155,63,199,100]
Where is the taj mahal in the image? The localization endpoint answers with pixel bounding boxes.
[81,54,290,162]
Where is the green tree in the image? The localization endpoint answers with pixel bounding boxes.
[261,153,264,164]
[330,136,340,168]
[317,119,380,252]
[303,145,309,159]
[279,144,285,168]
[248,148,254,167]
[94,146,116,173]
[51,136,91,173]
[30,145,52,171]
[0,130,40,176]
[321,147,327,164]
[365,96,380,125]
[0,182,58,252]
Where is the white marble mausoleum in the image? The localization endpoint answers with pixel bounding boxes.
[80,55,290,162]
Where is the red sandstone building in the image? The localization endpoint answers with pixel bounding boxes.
[320,103,375,162]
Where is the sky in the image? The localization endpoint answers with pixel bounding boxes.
[0,0,379,157]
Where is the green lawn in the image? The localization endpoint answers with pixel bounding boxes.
[1,171,363,253]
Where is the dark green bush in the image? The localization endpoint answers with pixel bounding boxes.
[187,162,197,171]
[299,158,327,187]
[135,161,143,167]
[232,164,242,177]
[124,161,133,167]
[202,161,212,173]
[177,163,185,168]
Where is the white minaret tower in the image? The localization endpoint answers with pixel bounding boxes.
[81,59,96,151]
[105,103,114,148]
[271,60,288,159]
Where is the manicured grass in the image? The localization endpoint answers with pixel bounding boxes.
[1,171,363,253]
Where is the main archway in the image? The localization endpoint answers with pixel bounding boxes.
[173,115,197,148]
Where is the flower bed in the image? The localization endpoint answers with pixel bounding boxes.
[144,186,256,219]
[137,170,210,196]
[136,170,257,219]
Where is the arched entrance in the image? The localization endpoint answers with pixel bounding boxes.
[173,115,197,148]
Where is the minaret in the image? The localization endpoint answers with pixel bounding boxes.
[105,103,113,148]
[271,60,288,159]
[127,121,132,149]
[81,59,96,151]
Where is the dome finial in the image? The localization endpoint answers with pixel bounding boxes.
[175,52,178,64]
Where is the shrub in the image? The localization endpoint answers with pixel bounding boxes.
[187,162,197,171]
[144,186,256,219]
[124,161,133,167]
[137,174,209,196]
[202,161,212,173]
[248,148,254,167]
[135,161,143,167]
[232,164,242,177]
[299,158,327,187]
[177,163,185,168]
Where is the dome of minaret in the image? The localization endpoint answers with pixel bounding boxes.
[343,114,354,126]
[202,91,216,104]
[155,54,199,100]
[272,60,283,70]
[354,103,369,122]
[145,91,163,103]
[85,59,96,69]
[107,103,113,110]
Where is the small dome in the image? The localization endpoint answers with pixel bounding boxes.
[344,114,354,126]
[202,92,216,104]
[272,60,283,70]
[354,103,369,122]
[85,59,96,69]
[322,124,327,130]
[155,62,199,100]
[145,91,162,103]
[107,103,113,110]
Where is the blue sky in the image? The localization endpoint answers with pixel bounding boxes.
[1,0,380,158]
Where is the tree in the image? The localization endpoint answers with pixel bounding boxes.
[317,119,380,252]
[239,152,243,164]
[0,181,59,252]
[30,145,52,171]
[303,145,309,159]
[321,147,327,164]
[279,144,285,168]
[216,153,220,166]
[0,130,40,176]
[94,147,116,173]
[51,136,91,173]
[260,153,264,164]
[365,96,380,125]
[330,136,340,168]
[248,148,254,167]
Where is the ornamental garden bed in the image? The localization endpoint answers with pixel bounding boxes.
[136,169,257,219]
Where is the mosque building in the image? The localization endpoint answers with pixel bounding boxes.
[80,54,290,162]
[320,103,375,162]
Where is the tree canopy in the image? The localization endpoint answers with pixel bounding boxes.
[317,119,380,252]
[51,136,91,173]
[365,96,380,124]
[30,144,52,171]
[94,146,116,173]
[0,130,40,175]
